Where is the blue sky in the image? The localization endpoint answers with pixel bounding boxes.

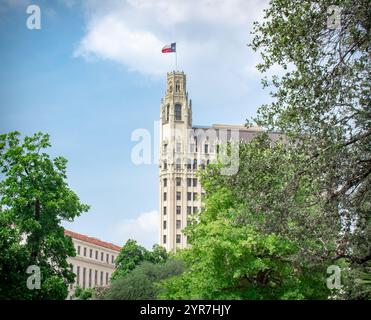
[0,0,271,248]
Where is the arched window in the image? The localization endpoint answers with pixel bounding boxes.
[166,105,170,122]
[175,104,182,120]
[175,81,180,92]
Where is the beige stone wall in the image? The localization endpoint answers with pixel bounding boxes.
[159,71,216,252]
[66,238,119,299]
[159,72,267,252]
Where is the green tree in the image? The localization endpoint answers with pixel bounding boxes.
[250,0,370,298]
[0,132,89,299]
[74,286,93,300]
[103,259,184,300]
[112,240,168,281]
[160,137,330,299]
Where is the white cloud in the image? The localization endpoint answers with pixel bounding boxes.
[74,0,270,116]
[75,15,169,75]
[112,210,159,249]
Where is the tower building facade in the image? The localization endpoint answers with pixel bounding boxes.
[159,71,279,252]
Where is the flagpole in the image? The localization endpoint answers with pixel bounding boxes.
[175,50,177,71]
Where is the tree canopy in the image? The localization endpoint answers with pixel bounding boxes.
[248,0,370,298]
[112,239,168,281]
[0,132,89,299]
[160,0,370,299]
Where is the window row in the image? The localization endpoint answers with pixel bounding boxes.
[72,265,111,289]
[162,206,199,216]
[163,178,198,187]
[76,246,116,265]
[163,192,201,201]
[162,141,217,155]
[163,220,183,230]
[162,159,210,171]
[163,234,182,244]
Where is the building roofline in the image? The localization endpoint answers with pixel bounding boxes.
[64,230,121,252]
[191,124,265,131]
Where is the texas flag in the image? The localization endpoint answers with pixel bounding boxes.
[161,42,176,53]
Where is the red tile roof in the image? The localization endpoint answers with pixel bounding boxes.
[64,229,121,252]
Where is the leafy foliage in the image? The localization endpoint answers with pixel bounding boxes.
[0,132,89,299]
[74,286,93,300]
[249,0,370,298]
[160,137,330,299]
[112,240,168,281]
[103,259,184,300]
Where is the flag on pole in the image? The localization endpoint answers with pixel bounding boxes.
[161,43,176,53]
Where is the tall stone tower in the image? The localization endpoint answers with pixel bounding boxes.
[159,71,276,252]
[159,71,195,252]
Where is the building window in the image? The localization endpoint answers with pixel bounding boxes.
[204,144,209,154]
[163,220,167,229]
[175,81,180,92]
[77,246,81,255]
[100,271,103,286]
[176,177,181,186]
[193,159,197,170]
[106,272,109,285]
[187,178,192,187]
[176,158,181,170]
[187,192,192,201]
[176,142,181,153]
[175,104,182,120]
[187,206,192,214]
[77,266,80,285]
[89,249,92,258]
[176,192,181,201]
[164,192,167,201]
[112,255,114,264]
[193,178,197,187]
[163,161,167,170]
[176,234,181,244]
[83,247,87,257]
[95,250,98,259]
[163,178,167,187]
[166,105,170,121]
[187,159,192,170]
[163,206,167,215]
[101,252,104,261]
[82,267,86,289]
[106,253,109,263]
[95,270,98,286]
[193,193,198,201]
[89,269,92,288]
[176,206,181,215]
[193,207,198,214]
[163,235,167,244]
[176,220,181,229]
